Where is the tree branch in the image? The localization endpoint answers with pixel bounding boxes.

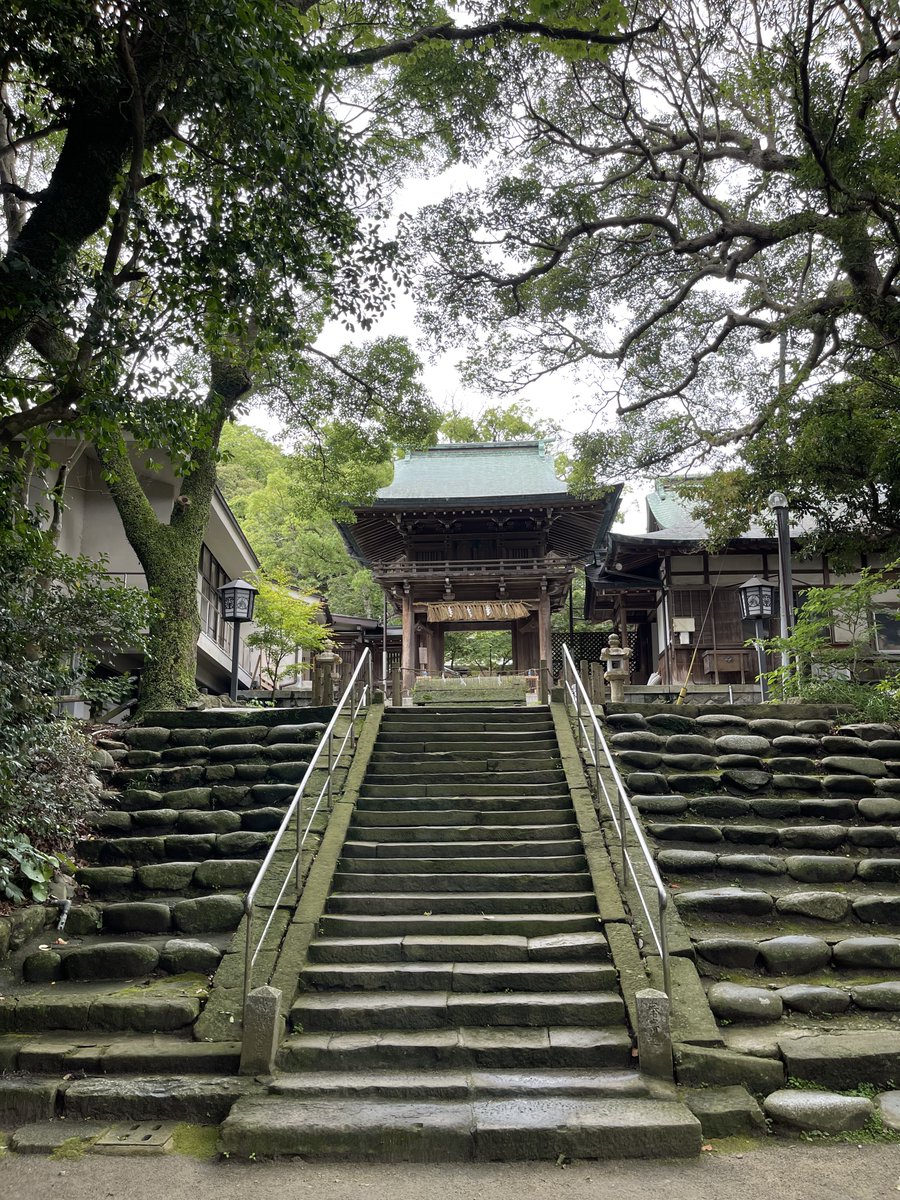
[340,17,660,68]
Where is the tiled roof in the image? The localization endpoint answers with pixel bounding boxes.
[375,442,569,503]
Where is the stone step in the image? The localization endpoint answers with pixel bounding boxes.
[355,794,574,813]
[308,932,611,964]
[381,716,555,729]
[345,823,579,844]
[276,1025,633,1071]
[377,731,558,746]
[325,891,598,916]
[369,750,562,765]
[0,989,201,1034]
[290,990,625,1032]
[269,1067,650,1100]
[219,1094,701,1160]
[0,1033,240,1075]
[359,783,571,798]
[222,1099,700,1161]
[331,871,595,894]
[298,962,618,993]
[76,830,273,866]
[318,913,601,939]
[139,708,332,730]
[342,838,582,860]
[366,768,568,785]
[351,807,572,828]
[337,854,588,874]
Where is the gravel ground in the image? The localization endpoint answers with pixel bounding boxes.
[2,1142,899,1200]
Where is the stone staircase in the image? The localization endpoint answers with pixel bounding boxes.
[606,706,900,1091]
[221,705,700,1160]
[0,706,332,1090]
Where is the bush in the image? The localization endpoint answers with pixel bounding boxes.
[0,530,150,903]
[761,560,900,723]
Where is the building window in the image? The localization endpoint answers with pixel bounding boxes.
[198,545,229,649]
[874,610,900,652]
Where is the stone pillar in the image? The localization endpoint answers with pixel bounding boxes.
[425,624,445,675]
[239,985,283,1076]
[401,591,416,694]
[635,987,673,1080]
[538,591,552,679]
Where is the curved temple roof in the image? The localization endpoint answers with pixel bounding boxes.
[373,441,569,504]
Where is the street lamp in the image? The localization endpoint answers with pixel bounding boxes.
[737,576,777,701]
[768,491,794,672]
[218,578,258,701]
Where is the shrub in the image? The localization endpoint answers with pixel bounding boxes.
[0,530,150,903]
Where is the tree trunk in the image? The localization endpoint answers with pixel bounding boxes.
[139,528,206,713]
[99,356,249,717]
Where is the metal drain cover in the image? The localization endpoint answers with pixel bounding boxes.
[93,1121,177,1154]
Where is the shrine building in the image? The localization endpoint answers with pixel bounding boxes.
[338,441,621,688]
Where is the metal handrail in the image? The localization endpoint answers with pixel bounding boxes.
[241,648,373,1010]
[560,644,671,998]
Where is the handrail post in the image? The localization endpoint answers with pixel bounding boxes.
[660,894,671,1000]
[326,726,333,808]
[243,904,253,1001]
[539,658,548,705]
[295,778,303,888]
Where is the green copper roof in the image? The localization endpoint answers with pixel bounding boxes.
[375,441,569,504]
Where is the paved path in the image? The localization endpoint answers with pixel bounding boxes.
[1,1144,898,1200]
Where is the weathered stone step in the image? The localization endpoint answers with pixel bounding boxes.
[331,871,594,894]
[77,829,274,865]
[366,768,568,786]
[346,823,579,844]
[299,962,617,993]
[369,750,562,765]
[659,851,900,884]
[269,1067,650,1100]
[355,793,573,813]
[291,990,624,1032]
[0,988,201,1034]
[276,1025,633,1071]
[219,1094,701,1160]
[308,931,610,964]
[359,783,571,798]
[139,708,332,730]
[383,706,550,717]
[338,854,588,874]
[318,913,601,939]
[381,715,554,729]
[1,1033,240,1075]
[351,807,572,828]
[61,1074,256,1122]
[377,731,558,745]
[343,838,582,859]
[325,891,598,916]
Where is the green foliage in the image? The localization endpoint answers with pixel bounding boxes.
[247,573,328,693]
[409,2,900,538]
[444,630,513,672]
[761,561,900,715]
[0,527,150,902]
[438,401,560,445]
[682,365,900,560]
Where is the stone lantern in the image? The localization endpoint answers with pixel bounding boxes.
[600,633,632,702]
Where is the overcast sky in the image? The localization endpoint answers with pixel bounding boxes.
[245,164,648,532]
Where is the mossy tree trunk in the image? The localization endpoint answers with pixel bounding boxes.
[100,357,252,716]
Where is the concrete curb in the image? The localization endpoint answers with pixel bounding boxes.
[550,702,648,1036]
[269,703,385,1010]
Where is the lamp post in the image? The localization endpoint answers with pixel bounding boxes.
[768,491,794,672]
[218,578,258,702]
[737,576,777,701]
